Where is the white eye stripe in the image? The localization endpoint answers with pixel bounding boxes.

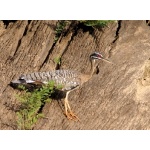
[25,79,35,83]
[91,56,101,59]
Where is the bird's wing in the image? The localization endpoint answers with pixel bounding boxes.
[11,72,47,85]
[11,70,81,88]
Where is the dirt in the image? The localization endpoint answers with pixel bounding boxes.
[0,20,150,130]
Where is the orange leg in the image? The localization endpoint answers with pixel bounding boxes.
[64,91,80,121]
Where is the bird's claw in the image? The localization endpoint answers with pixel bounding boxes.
[65,112,80,122]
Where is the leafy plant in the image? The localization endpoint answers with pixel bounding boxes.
[54,57,61,65]
[54,21,68,43]
[79,20,114,28]
[16,81,56,130]
[54,20,114,43]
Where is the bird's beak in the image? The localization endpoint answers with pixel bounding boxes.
[101,57,114,64]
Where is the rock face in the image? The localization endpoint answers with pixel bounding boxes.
[0,20,150,129]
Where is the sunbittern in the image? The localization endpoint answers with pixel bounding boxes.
[11,52,112,121]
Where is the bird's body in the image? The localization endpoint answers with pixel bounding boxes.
[16,70,82,91]
[11,52,113,121]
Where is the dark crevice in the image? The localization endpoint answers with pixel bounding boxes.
[54,21,79,70]
[5,21,31,64]
[40,20,94,70]
[55,58,61,70]
[112,20,121,43]
[96,66,100,74]
[28,20,31,24]
[108,20,122,58]
[92,29,103,51]
[37,102,46,114]
[39,42,56,70]
[23,20,31,36]
[58,24,79,69]
[60,23,78,55]
[39,21,79,70]
[2,20,17,29]
[55,27,78,70]
[40,21,111,70]
[54,21,69,43]
[146,20,150,26]
[77,22,94,34]
[39,21,65,69]
[58,21,76,43]
[12,21,30,58]
[40,20,96,70]
[14,39,21,55]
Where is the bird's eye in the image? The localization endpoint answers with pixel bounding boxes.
[19,78,25,81]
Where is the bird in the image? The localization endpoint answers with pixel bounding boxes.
[10,52,113,121]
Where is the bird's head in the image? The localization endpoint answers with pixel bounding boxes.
[90,52,113,64]
[89,52,113,74]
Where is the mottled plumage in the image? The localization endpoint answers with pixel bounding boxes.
[11,52,112,121]
[13,70,81,91]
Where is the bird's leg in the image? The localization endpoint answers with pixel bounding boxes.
[64,91,80,121]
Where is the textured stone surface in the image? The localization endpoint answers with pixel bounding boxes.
[0,20,150,129]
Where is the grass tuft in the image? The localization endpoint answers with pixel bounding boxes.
[80,20,114,28]
[16,81,56,130]
[54,21,68,43]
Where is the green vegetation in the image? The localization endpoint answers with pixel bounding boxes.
[54,57,61,65]
[80,20,114,28]
[54,21,68,43]
[54,20,114,43]
[16,81,56,130]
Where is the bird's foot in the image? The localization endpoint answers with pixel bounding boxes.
[65,111,80,122]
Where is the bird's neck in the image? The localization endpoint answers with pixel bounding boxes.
[80,59,96,84]
[87,59,96,78]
